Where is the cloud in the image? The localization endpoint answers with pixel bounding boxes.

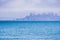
[1,0,60,8]
[0,0,60,18]
[0,0,60,8]
[0,0,12,7]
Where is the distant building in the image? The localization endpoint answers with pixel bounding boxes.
[16,12,60,21]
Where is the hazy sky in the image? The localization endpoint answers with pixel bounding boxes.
[0,0,60,19]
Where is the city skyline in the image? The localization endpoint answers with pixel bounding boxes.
[16,12,60,21]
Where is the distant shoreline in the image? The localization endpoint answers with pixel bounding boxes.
[0,20,60,22]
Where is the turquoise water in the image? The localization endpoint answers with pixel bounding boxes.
[0,21,60,40]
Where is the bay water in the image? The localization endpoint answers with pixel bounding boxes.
[0,21,60,40]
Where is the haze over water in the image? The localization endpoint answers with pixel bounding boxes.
[0,0,60,20]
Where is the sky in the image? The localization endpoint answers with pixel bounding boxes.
[0,0,60,19]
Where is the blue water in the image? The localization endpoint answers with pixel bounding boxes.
[0,21,60,40]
